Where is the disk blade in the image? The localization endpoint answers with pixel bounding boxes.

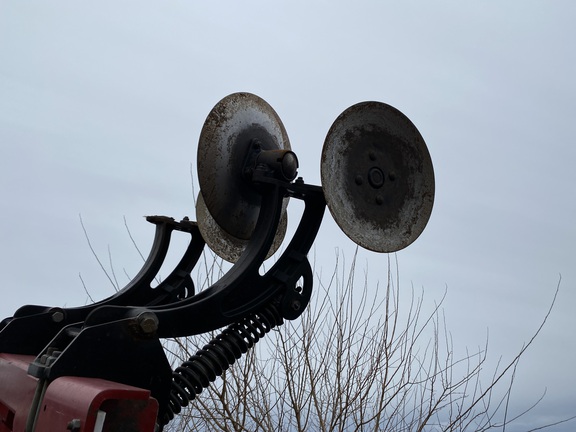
[321,101,434,252]
[197,92,291,240]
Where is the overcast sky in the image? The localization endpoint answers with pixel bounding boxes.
[1,2,575,430]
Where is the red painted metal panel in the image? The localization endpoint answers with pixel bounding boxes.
[0,353,158,432]
[0,354,37,432]
[36,376,158,431]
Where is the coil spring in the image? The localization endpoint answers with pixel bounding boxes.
[160,302,284,427]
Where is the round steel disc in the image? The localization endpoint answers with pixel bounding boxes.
[321,102,434,252]
[196,193,287,263]
[197,92,291,240]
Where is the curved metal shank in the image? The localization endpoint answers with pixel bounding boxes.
[83,175,326,337]
[0,217,205,354]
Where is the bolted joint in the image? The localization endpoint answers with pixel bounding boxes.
[51,310,65,323]
[137,312,159,334]
[67,419,82,431]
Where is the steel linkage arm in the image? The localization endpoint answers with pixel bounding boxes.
[0,216,205,355]
[79,174,325,337]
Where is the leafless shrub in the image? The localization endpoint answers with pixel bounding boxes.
[163,250,567,432]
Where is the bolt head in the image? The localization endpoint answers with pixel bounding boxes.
[51,311,65,323]
[137,312,159,334]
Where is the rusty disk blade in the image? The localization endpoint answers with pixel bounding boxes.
[321,101,435,252]
[197,92,290,240]
[196,193,287,263]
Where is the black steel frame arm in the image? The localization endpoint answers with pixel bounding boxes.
[0,216,205,355]
[81,177,325,338]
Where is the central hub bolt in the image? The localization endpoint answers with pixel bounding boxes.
[368,167,385,189]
